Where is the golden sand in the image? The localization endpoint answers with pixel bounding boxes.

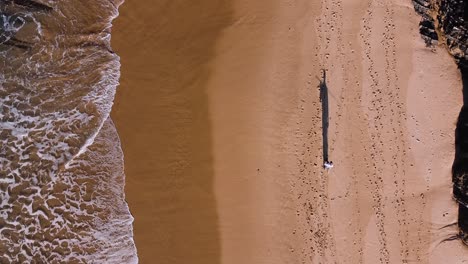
[112,0,468,263]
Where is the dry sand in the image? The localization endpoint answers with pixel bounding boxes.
[111,0,468,263]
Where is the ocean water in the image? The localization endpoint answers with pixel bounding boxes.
[0,0,137,262]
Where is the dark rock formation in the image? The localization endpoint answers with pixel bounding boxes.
[419,19,439,46]
[413,0,432,16]
[412,0,468,244]
[437,0,467,61]
[453,58,468,243]
[413,0,439,46]
[414,0,466,58]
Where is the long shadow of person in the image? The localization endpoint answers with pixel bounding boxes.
[319,69,332,168]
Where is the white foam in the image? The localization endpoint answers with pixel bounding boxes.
[0,1,137,262]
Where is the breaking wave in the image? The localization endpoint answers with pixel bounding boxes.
[0,0,137,262]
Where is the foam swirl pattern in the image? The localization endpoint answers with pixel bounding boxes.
[0,0,137,262]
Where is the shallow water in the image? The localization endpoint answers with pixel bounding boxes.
[0,0,136,262]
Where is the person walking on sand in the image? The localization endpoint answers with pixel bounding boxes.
[323,161,334,170]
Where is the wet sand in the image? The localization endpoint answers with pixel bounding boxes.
[111,0,468,263]
[111,1,232,263]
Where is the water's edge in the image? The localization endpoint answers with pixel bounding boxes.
[0,0,137,262]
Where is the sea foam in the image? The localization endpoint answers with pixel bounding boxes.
[0,0,136,262]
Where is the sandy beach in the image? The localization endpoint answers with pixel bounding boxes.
[111,0,468,263]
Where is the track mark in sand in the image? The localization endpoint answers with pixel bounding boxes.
[379,2,428,262]
[293,95,338,263]
[294,0,428,262]
[295,0,429,262]
[360,1,391,262]
[360,0,428,262]
[380,3,410,262]
[297,0,372,262]
[320,0,370,262]
[310,0,370,262]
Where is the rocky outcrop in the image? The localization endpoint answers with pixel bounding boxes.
[412,0,468,244]
[454,58,468,243]
[437,0,467,61]
[413,0,439,46]
[414,0,466,60]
